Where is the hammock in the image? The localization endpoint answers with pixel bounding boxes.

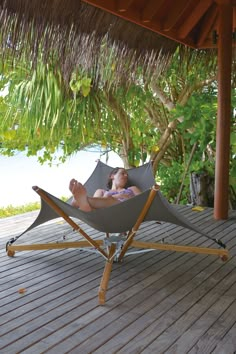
[6,161,229,304]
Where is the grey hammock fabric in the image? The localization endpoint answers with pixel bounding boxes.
[11,160,225,247]
[17,160,155,236]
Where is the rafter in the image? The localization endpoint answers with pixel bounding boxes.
[178,0,213,39]
[197,4,218,47]
[81,0,236,48]
[141,0,165,23]
[162,0,192,31]
[116,0,133,12]
[82,0,116,13]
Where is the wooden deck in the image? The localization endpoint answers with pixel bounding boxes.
[0,206,236,354]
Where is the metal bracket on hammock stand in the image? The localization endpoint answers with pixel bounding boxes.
[104,234,127,261]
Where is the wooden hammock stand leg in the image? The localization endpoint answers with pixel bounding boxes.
[6,186,108,260]
[118,186,229,263]
[98,243,116,305]
[93,186,160,305]
[118,185,159,262]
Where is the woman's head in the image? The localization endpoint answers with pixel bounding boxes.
[106,167,128,189]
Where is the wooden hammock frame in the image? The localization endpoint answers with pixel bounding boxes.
[6,185,229,305]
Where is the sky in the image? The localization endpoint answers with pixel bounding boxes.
[0,149,123,207]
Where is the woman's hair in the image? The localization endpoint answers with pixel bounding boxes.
[106,167,127,189]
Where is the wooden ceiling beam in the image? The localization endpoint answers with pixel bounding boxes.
[178,0,213,39]
[82,0,197,47]
[233,6,236,26]
[82,0,235,48]
[116,0,133,12]
[141,0,165,23]
[162,0,192,31]
[215,0,233,4]
[82,0,116,13]
[196,4,218,46]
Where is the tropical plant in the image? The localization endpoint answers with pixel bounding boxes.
[1,47,234,204]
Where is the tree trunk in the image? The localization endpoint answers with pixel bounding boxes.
[190,172,214,207]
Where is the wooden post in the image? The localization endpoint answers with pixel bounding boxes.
[214,0,233,219]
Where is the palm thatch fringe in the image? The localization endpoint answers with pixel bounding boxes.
[0,0,177,87]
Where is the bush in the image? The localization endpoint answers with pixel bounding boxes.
[0,202,40,218]
[156,162,189,204]
[0,196,69,218]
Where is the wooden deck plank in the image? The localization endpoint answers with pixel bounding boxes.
[37,218,236,354]
[0,207,235,353]
[211,321,236,354]
[141,261,236,353]
[76,247,236,353]
[180,298,236,354]
[49,256,219,353]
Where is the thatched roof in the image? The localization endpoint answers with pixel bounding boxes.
[0,0,178,86]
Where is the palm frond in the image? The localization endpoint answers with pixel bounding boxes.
[0,0,177,87]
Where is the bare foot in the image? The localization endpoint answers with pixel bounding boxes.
[69,179,92,211]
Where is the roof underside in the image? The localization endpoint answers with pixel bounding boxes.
[83,0,236,49]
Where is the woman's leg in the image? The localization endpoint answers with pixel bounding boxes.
[69,179,92,211]
[87,195,120,209]
[69,179,120,211]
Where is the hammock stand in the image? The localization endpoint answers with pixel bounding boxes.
[6,161,229,304]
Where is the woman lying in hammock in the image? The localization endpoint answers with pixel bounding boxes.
[69,167,141,212]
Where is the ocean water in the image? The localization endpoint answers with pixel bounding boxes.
[0,149,122,207]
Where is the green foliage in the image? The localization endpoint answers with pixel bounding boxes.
[0,202,40,218]
[0,47,235,205]
[189,159,215,176]
[69,72,92,97]
[157,161,188,204]
[0,196,69,218]
[0,61,102,162]
[0,56,158,166]
[171,90,217,153]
